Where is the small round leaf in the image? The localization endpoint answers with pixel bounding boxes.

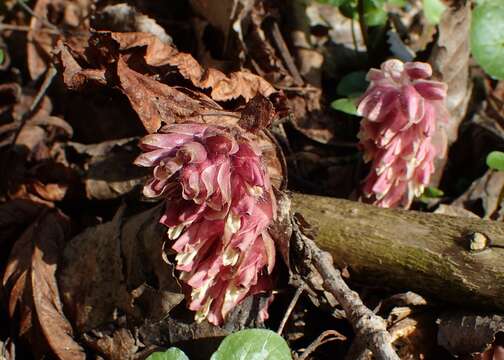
[336,71,369,97]
[210,329,292,360]
[146,348,190,360]
[486,151,504,171]
[471,1,504,80]
[422,0,446,25]
[331,98,358,115]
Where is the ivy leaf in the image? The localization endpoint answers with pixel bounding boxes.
[422,0,446,25]
[470,1,504,79]
[146,348,190,360]
[210,329,292,360]
[336,71,369,97]
[331,98,359,115]
[486,151,504,171]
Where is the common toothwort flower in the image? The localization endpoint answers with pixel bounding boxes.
[357,59,448,208]
[135,123,276,325]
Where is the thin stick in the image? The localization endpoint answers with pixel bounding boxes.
[296,230,400,360]
[11,65,58,145]
[16,0,62,34]
[269,21,304,86]
[297,330,347,360]
[277,284,305,335]
[0,23,60,34]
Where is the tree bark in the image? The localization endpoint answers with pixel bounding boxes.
[291,192,504,311]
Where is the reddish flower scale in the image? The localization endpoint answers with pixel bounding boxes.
[357,59,448,208]
[135,123,276,325]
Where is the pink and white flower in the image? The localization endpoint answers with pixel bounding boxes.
[357,59,448,208]
[135,123,276,325]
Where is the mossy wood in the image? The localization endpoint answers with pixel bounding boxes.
[292,193,504,310]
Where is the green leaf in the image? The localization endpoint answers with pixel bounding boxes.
[146,348,189,360]
[487,151,504,171]
[470,1,504,79]
[422,186,444,198]
[331,98,358,115]
[422,0,446,25]
[364,0,388,26]
[210,329,292,360]
[0,49,4,66]
[336,71,369,97]
[387,0,406,6]
[315,0,353,6]
[340,1,357,19]
[418,186,444,203]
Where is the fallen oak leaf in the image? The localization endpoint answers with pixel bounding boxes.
[27,0,91,80]
[30,211,86,360]
[116,57,236,133]
[103,31,276,101]
[54,42,107,91]
[1,208,85,359]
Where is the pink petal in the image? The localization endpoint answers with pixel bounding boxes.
[204,134,236,155]
[413,80,447,100]
[399,85,425,124]
[139,133,193,151]
[381,59,404,81]
[404,62,432,79]
[161,200,206,227]
[134,148,174,167]
[357,86,397,121]
[366,68,385,82]
[177,141,208,163]
[160,123,208,136]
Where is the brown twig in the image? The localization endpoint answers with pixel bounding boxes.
[296,330,347,360]
[16,0,62,34]
[11,65,58,146]
[277,284,306,335]
[269,21,304,86]
[296,229,400,360]
[0,23,60,34]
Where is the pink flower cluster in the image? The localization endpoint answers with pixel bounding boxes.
[357,59,448,208]
[135,123,276,325]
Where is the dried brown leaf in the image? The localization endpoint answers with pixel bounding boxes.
[239,94,276,132]
[106,31,276,101]
[116,56,223,133]
[2,209,85,359]
[452,170,504,219]
[83,328,138,360]
[54,42,107,91]
[438,313,504,356]
[0,83,21,116]
[31,212,86,360]
[29,181,68,202]
[62,138,149,200]
[428,1,472,185]
[28,0,91,80]
[58,206,133,332]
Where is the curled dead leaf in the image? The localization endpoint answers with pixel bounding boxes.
[27,0,91,80]
[103,31,276,101]
[2,208,85,359]
[438,312,504,357]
